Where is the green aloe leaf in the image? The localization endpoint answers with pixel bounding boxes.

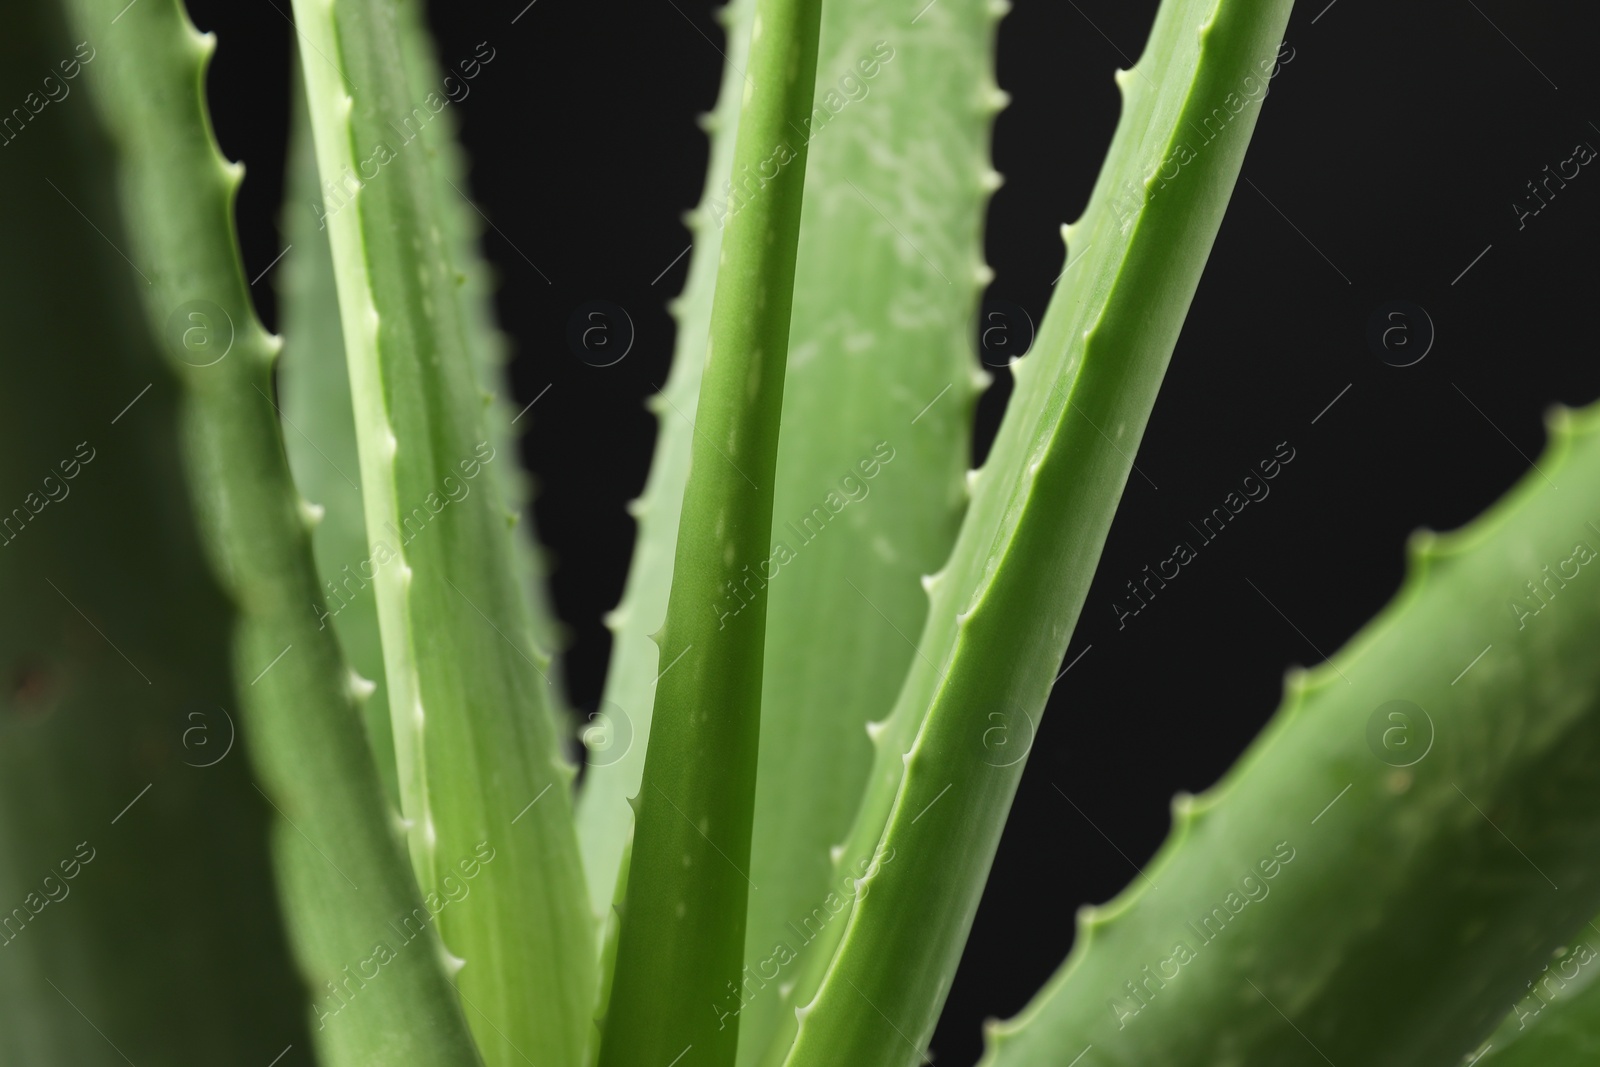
[579,13,999,1065]
[59,0,483,1063]
[588,831,633,1067]
[279,67,401,807]
[279,0,570,816]
[778,0,1296,1063]
[0,6,305,1061]
[1474,914,1600,1067]
[738,0,1001,1062]
[389,0,570,679]
[595,0,826,1062]
[575,0,758,924]
[287,0,596,1063]
[983,403,1600,1066]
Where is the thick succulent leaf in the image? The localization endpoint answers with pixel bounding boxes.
[587,831,633,1067]
[984,403,1600,1065]
[0,6,305,1061]
[287,0,595,1062]
[779,0,1296,1063]
[279,69,401,807]
[578,15,997,1065]
[1475,918,1600,1067]
[389,0,570,677]
[575,0,758,922]
[737,0,999,1062]
[278,2,570,815]
[595,0,826,1062]
[60,0,483,1063]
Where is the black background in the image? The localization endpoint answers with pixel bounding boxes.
[185,0,1599,1060]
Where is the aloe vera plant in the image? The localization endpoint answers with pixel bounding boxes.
[7,0,1600,1064]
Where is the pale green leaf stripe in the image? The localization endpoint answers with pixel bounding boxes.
[985,404,1600,1066]
[576,0,758,924]
[289,0,594,1064]
[279,1,572,814]
[61,0,482,1063]
[737,0,1000,1062]
[279,68,402,807]
[596,0,825,1062]
[781,0,1296,1063]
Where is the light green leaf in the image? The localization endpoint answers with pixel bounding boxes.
[60,0,484,1062]
[780,0,1296,1062]
[738,0,1000,1062]
[389,0,570,679]
[983,403,1600,1065]
[575,0,759,925]
[279,0,571,820]
[288,0,596,1062]
[279,65,401,807]
[596,0,826,1061]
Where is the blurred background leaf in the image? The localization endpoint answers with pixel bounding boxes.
[0,3,306,1063]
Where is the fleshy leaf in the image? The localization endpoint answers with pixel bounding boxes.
[287,0,596,1062]
[575,0,759,923]
[0,6,306,1061]
[983,403,1600,1066]
[595,0,827,1061]
[278,66,401,806]
[737,0,1001,1061]
[60,0,484,1062]
[779,0,1297,1062]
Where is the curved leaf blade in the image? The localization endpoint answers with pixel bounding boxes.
[575,0,758,924]
[596,0,827,1061]
[287,0,596,1062]
[278,65,402,807]
[60,0,485,1062]
[780,0,1296,1062]
[984,404,1600,1066]
[738,0,1000,1061]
